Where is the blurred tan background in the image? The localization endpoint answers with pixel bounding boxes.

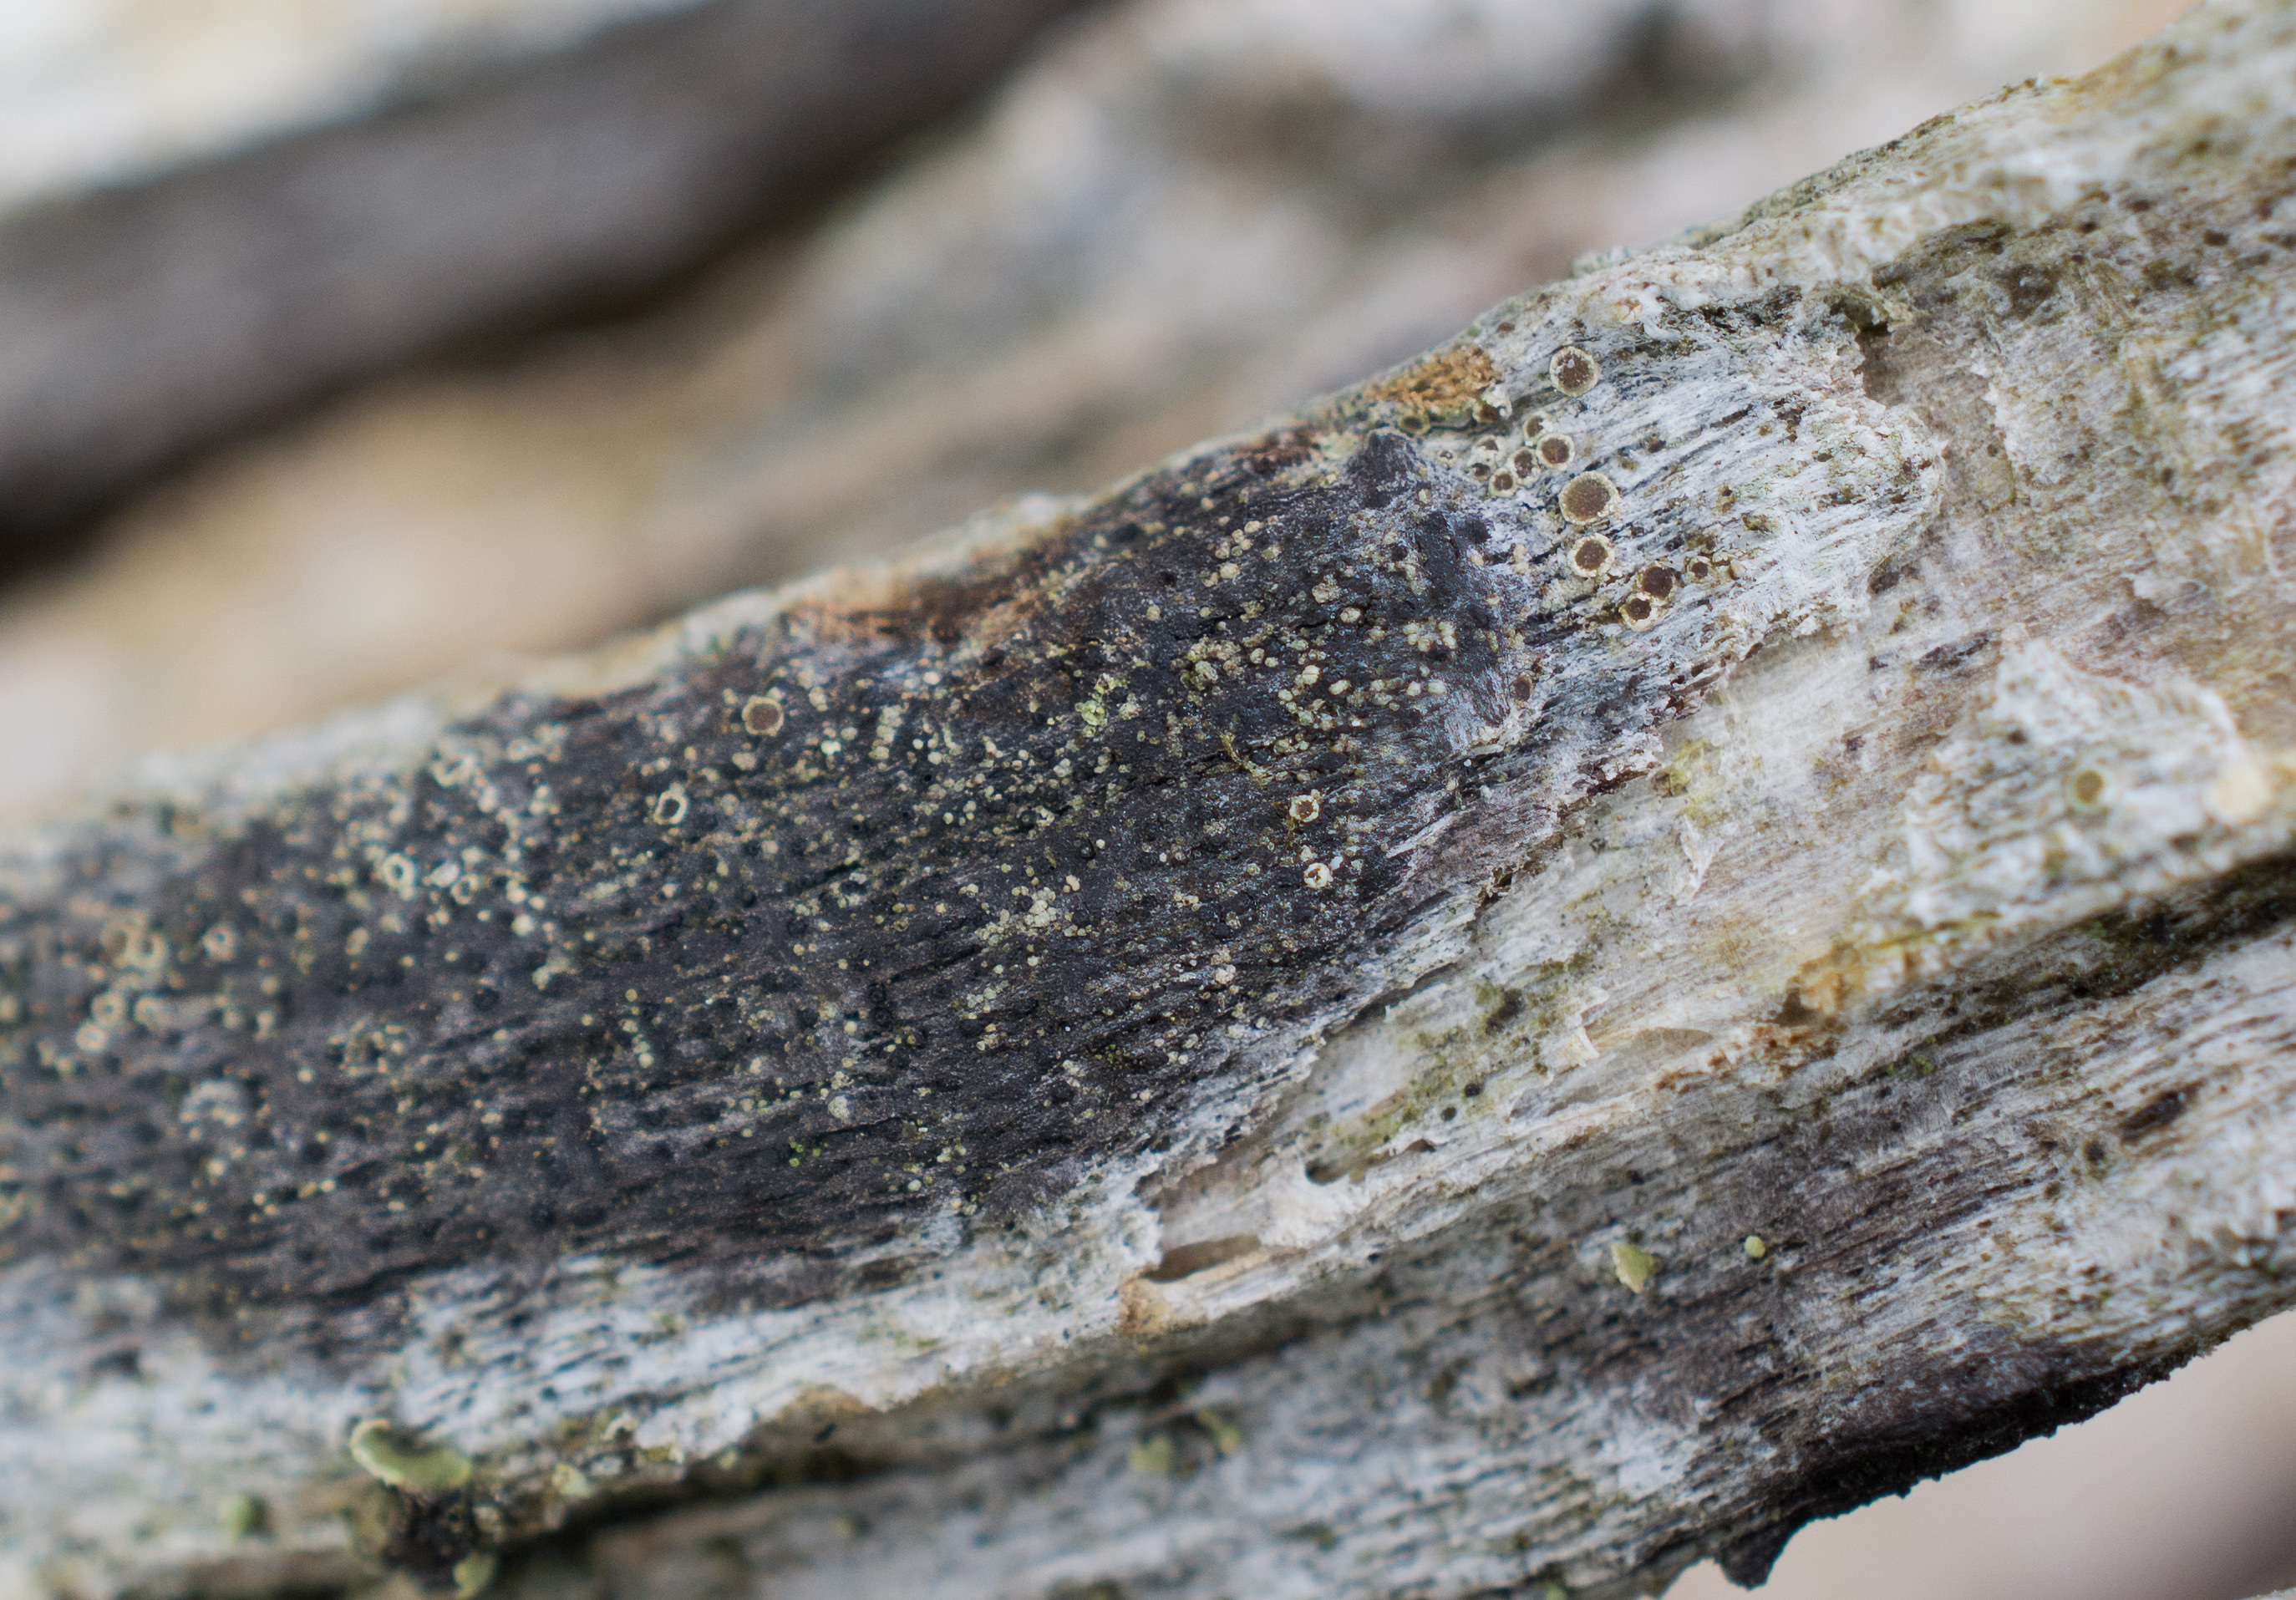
[8,1,2293,1596]
[1674,1310,2296,1600]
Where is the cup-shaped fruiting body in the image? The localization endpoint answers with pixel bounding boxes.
[741,695,785,736]
[1559,472,1618,525]
[1515,435,1576,475]
[1567,533,1615,578]
[1621,566,1675,629]
[1552,346,1601,396]
[2065,764,2116,814]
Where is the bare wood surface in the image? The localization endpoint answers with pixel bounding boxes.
[5,3,2296,1596]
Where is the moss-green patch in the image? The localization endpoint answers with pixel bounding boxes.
[1652,735,1726,828]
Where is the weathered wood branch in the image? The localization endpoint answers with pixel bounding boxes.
[7,4,2296,1595]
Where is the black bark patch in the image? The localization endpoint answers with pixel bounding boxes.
[0,424,1538,1328]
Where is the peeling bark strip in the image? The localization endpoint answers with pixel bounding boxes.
[8,5,2296,1597]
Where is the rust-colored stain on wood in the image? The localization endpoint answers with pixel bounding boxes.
[1363,343,1498,413]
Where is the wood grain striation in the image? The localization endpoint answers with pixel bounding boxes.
[5,4,2296,1596]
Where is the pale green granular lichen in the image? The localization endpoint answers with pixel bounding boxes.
[347,1418,473,1492]
[1128,1432,1176,1476]
[454,1551,499,1598]
[216,1491,265,1540]
[1610,1242,1657,1294]
[1743,1234,1768,1260]
[1195,1407,1245,1457]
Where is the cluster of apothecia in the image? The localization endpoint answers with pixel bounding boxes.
[1405,341,1730,638]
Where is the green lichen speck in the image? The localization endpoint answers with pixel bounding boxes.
[454,1550,499,1597]
[348,1418,473,1492]
[1610,1242,1657,1294]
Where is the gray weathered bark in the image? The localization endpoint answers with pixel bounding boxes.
[6,3,2296,1596]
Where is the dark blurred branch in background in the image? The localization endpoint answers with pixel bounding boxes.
[0,0,1089,583]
